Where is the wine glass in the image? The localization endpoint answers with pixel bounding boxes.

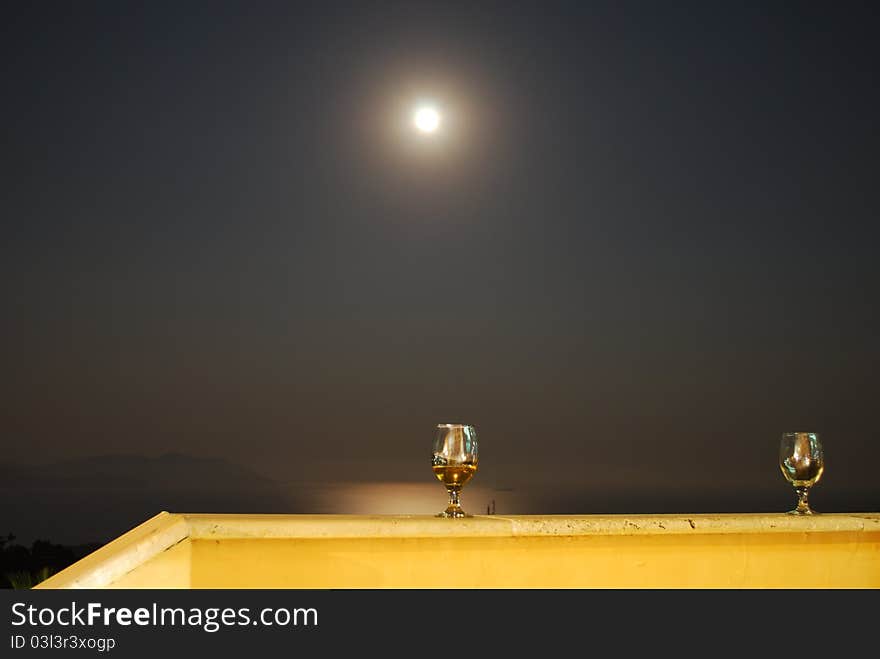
[779,432,824,515]
[432,423,479,518]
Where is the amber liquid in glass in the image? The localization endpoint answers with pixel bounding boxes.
[433,464,477,488]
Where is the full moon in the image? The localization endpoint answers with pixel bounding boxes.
[413,106,441,133]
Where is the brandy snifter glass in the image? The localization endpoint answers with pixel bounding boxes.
[779,432,824,515]
[432,423,479,518]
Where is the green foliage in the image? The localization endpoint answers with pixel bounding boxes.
[2,535,74,589]
[5,566,56,589]
[6,571,36,589]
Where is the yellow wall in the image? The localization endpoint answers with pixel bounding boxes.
[109,539,191,589]
[188,531,880,588]
[37,513,880,589]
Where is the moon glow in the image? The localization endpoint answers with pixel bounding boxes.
[413,106,441,133]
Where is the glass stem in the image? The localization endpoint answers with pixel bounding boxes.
[447,487,461,511]
[795,486,811,514]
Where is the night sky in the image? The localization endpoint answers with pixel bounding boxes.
[2,1,878,539]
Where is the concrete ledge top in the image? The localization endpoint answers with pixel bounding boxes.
[183,512,880,539]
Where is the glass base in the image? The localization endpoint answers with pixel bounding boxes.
[787,508,818,515]
[436,507,471,518]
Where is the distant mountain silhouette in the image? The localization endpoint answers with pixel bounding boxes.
[0,453,295,545]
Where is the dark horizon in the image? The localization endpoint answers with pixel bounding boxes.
[2,449,876,547]
[2,1,878,542]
